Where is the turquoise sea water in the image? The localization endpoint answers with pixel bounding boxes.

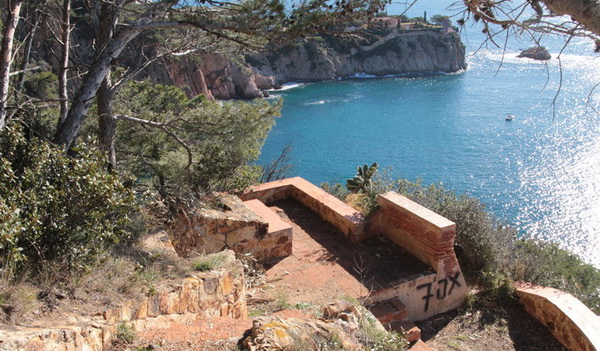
[258,2,600,267]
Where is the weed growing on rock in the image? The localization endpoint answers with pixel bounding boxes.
[115,322,136,344]
[317,331,344,351]
[295,302,313,310]
[274,291,292,311]
[192,253,227,272]
[358,313,408,351]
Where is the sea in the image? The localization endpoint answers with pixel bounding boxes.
[258,0,600,267]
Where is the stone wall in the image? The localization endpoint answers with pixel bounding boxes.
[239,177,366,241]
[170,194,291,262]
[0,251,246,351]
[241,178,467,321]
[516,285,600,351]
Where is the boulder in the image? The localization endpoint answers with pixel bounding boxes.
[240,301,404,351]
[518,46,551,60]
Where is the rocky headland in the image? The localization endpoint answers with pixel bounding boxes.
[148,28,466,99]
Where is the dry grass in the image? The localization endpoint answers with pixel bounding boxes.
[0,231,208,325]
[0,280,40,324]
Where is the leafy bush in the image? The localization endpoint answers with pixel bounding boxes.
[0,127,137,280]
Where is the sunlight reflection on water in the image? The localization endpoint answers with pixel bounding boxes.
[260,40,600,268]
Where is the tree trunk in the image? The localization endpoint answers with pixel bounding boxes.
[98,78,117,168]
[96,1,120,168]
[57,0,71,125]
[16,3,39,95]
[542,0,600,37]
[53,28,139,150]
[198,68,215,101]
[0,0,23,130]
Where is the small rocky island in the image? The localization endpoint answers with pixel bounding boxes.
[518,46,551,60]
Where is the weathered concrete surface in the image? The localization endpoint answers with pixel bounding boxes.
[242,178,466,322]
[364,192,467,321]
[516,284,600,351]
[0,251,247,351]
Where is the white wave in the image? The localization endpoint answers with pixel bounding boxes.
[277,82,305,90]
[305,99,328,105]
[349,72,379,79]
[264,94,282,100]
[266,82,305,92]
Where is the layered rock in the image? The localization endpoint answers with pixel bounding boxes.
[148,28,466,99]
[0,250,247,351]
[170,194,292,262]
[149,54,273,100]
[241,300,406,351]
[249,29,466,85]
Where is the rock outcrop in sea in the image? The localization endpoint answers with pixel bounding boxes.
[518,46,551,60]
[148,27,466,99]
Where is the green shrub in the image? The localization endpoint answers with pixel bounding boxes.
[514,240,600,312]
[352,173,517,277]
[358,313,408,351]
[115,322,136,344]
[383,178,600,313]
[115,82,280,198]
[0,127,137,280]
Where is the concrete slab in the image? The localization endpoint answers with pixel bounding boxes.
[243,199,292,234]
[256,199,432,306]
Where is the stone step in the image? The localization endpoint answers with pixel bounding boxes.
[243,199,292,234]
[388,320,421,343]
[367,297,408,324]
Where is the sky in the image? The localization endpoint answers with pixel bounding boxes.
[387,0,457,17]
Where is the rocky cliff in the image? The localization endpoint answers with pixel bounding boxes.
[149,28,466,99]
[249,28,466,85]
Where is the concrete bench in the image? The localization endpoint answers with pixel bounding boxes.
[241,199,293,261]
[242,199,292,236]
[516,285,600,351]
[240,177,366,241]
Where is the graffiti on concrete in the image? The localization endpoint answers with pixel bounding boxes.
[417,272,462,312]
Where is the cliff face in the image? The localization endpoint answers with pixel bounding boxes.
[249,29,466,85]
[148,54,273,100]
[149,28,466,99]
